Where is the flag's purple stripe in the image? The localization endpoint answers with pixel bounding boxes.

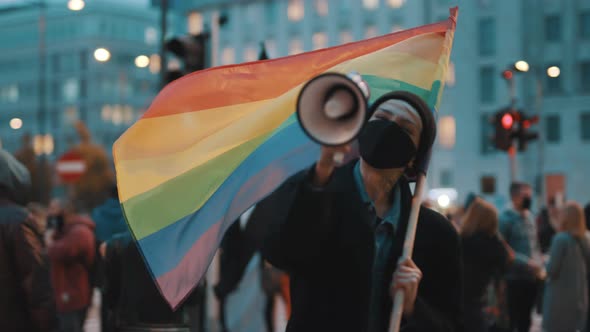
[137,121,319,279]
[155,221,222,309]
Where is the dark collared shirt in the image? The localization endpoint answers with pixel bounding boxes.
[353,162,401,331]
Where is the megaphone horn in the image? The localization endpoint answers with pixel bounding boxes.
[296,72,371,146]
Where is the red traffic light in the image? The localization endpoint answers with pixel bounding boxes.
[502,70,513,80]
[501,113,514,129]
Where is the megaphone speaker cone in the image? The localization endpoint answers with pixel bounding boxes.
[297,73,369,146]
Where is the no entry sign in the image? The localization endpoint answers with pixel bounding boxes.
[56,150,87,183]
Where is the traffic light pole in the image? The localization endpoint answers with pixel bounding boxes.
[508,74,518,182]
[159,0,168,89]
[534,71,546,206]
[37,0,48,204]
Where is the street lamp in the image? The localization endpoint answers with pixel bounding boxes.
[94,48,111,62]
[547,66,560,78]
[135,55,150,68]
[67,0,85,11]
[514,60,530,73]
[10,118,23,130]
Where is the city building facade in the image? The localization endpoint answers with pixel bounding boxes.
[0,0,164,158]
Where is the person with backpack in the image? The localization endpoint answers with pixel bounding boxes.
[46,200,96,332]
[91,183,129,332]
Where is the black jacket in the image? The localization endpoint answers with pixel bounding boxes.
[0,200,56,332]
[461,232,509,306]
[261,161,463,332]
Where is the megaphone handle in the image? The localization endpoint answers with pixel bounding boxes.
[388,173,426,332]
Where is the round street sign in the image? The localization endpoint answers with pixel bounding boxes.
[56,150,87,183]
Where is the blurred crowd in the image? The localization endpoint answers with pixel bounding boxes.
[3,138,590,332]
[454,183,590,332]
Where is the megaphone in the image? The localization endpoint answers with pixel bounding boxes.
[296,72,370,146]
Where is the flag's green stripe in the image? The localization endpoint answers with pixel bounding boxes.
[123,115,298,240]
[124,133,271,239]
[363,75,433,106]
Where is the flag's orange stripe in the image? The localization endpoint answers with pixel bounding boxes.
[142,21,448,119]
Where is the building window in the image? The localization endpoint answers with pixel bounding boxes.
[221,47,235,65]
[478,18,495,56]
[440,169,453,187]
[545,114,561,143]
[187,12,203,34]
[546,63,563,94]
[364,26,378,39]
[581,113,590,141]
[580,61,590,93]
[144,27,158,46]
[545,15,562,42]
[62,78,80,102]
[445,61,456,86]
[314,0,328,16]
[52,54,60,73]
[289,39,303,55]
[0,84,19,103]
[481,175,496,194]
[479,66,495,103]
[340,30,354,44]
[52,81,60,102]
[80,78,87,99]
[312,32,327,50]
[391,24,404,32]
[481,113,496,154]
[244,45,258,62]
[288,0,304,22]
[266,0,278,25]
[580,12,590,39]
[438,116,456,149]
[80,50,87,71]
[388,0,405,8]
[363,0,379,10]
[265,39,277,58]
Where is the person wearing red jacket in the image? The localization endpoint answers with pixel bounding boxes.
[46,202,96,332]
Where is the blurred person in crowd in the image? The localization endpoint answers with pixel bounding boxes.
[542,201,590,332]
[261,259,291,332]
[585,203,590,232]
[499,182,544,332]
[460,197,514,332]
[46,200,96,332]
[91,182,129,332]
[214,220,249,332]
[102,231,202,331]
[261,92,463,331]
[0,149,57,332]
[27,202,49,234]
[91,183,128,243]
[536,195,562,254]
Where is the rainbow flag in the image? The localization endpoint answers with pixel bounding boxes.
[113,7,458,308]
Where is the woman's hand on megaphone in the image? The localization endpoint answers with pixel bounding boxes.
[312,144,352,187]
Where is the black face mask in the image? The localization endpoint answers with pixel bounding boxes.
[522,196,532,210]
[358,119,417,169]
